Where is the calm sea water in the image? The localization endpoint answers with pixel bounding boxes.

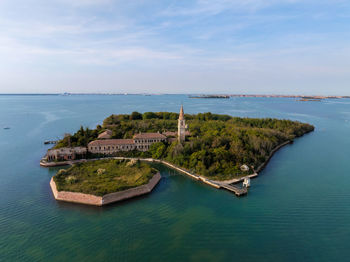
[0,94,349,261]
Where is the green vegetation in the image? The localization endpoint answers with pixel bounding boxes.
[53,159,157,196]
[55,111,314,180]
[55,126,98,149]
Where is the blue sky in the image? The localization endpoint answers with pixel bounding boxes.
[0,0,349,94]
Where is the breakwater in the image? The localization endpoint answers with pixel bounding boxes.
[50,172,161,206]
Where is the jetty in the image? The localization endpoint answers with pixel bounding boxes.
[44,140,58,145]
[220,184,248,196]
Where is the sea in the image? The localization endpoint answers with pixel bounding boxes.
[0,94,349,262]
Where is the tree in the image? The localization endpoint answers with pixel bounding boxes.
[130,111,142,120]
[149,142,166,159]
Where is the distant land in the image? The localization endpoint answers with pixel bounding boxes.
[189,95,230,99]
[1,93,350,98]
[229,94,350,99]
[190,94,350,99]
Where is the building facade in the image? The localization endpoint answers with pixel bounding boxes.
[88,133,167,154]
[88,139,136,154]
[133,132,167,151]
[46,147,87,161]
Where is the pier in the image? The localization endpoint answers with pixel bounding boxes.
[220,184,248,196]
[44,140,58,145]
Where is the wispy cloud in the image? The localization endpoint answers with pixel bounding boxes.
[0,0,349,94]
[161,0,303,17]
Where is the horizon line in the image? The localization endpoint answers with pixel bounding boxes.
[0,93,349,97]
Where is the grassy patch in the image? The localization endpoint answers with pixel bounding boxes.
[53,159,157,196]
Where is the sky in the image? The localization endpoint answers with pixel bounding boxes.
[0,0,349,95]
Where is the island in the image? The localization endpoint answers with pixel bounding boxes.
[50,159,161,206]
[189,95,230,99]
[188,94,350,100]
[42,105,314,202]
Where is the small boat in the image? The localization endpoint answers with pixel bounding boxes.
[3,127,10,130]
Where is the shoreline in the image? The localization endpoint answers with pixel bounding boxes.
[43,139,296,197]
[255,140,292,173]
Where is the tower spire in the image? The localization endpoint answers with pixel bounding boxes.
[179,105,184,120]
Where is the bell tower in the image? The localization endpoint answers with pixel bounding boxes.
[178,105,186,143]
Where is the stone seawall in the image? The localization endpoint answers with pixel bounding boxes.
[50,172,161,206]
[255,140,292,173]
[50,177,102,205]
[102,172,161,205]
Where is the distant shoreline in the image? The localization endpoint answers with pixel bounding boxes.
[1,93,350,98]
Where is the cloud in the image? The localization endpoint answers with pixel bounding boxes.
[161,0,303,17]
[0,0,349,94]
[54,0,113,7]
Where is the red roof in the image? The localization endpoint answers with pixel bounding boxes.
[88,139,134,146]
[98,130,112,139]
[133,133,166,139]
[163,131,177,137]
[163,131,191,137]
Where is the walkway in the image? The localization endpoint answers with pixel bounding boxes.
[40,156,253,197]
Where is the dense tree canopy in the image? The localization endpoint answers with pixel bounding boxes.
[55,112,314,180]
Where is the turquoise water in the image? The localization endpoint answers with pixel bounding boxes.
[0,95,350,261]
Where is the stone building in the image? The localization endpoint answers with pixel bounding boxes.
[88,139,136,154]
[178,105,187,143]
[46,147,87,161]
[133,132,167,151]
[88,133,167,154]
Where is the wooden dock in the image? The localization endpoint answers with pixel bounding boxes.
[220,184,248,196]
